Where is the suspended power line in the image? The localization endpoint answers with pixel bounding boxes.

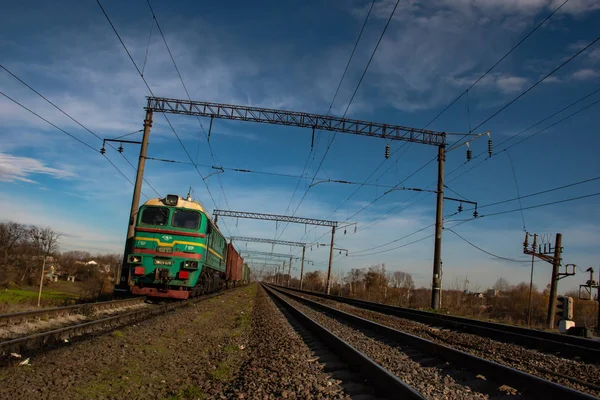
[479,175,600,210]
[0,63,161,197]
[0,90,98,152]
[145,0,235,230]
[329,83,600,246]
[446,94,600,185]
[424,0,570,133]
[446,229,530,263]
[0,89,150,199]
[471,35,600,135]
[111,130,143,140]
[329,184,600,259]
[96,0,233,235]
[479,192,600,218]
[503,150,526,232]
[279,0,401,243]
[144,156,396,188]
[360,0,572,203]
[276,0,377,240]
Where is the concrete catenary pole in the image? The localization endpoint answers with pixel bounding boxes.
[116,109,152,292]
[326,226,336,294]
[431,145,445,310]
[527,234,538,327]
[300,246,306,290]
[288,256,292,287]
[547,233,562,328]
[597,268,600,335]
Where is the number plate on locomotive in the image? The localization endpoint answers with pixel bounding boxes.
[157,246,172,253]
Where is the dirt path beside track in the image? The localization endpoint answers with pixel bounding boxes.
[0,285,256,400]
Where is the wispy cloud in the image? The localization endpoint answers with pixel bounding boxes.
[345,0,599,114]
[0,152,75,183]
[571,68,600,80]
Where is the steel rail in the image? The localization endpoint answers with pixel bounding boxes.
[0,297,146,327]
[270,285,597,400]
[0,291,227,357]
[280,286,600,361]
[262,284,426,399]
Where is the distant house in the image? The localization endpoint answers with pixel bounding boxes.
[79,260,112,274]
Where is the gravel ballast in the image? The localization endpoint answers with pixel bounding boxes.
[224,285,351,399]
[286,289,600,397]
[272,289,499,399]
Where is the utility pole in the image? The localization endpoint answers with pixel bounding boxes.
[527,234,537,328]
[431,145,445,309]
[326,226,336,295]
[37,254,47,308]
[548,233,562,328]
[300,246,306,289]
[523,232,574,329]
[115,109,152,292]
[288,256,292,287]
[578,267,600,334]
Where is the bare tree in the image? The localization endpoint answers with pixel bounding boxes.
[365,264,388,301]
[0,221,28,269]
[303,271,324,291]
[345,268,365,296]
[21,226,60,280]
[493,277,512,292]
[389,271,414,290]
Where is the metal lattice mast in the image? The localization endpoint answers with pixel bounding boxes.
[215,209,340,294]
[141,96,489,306]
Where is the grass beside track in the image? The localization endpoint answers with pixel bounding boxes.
[0,288,78,302]
[72,284,257,400]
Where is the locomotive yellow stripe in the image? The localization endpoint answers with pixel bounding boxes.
[135,236,224,260]
[134,236,207,248]
[208,248,224,260]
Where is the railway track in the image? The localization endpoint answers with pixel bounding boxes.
[263,284,424,399]
[0,291,226,359]
[279,285,600,362]
[0,297,145,327]
[267,284,597,400]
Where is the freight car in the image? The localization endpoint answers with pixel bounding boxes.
[117,194,249,299]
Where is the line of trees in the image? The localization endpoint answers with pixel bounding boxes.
[0,221,60,285]
[264,263,598,330]
[0,221,122,299]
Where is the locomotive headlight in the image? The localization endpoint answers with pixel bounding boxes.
[128,255,142,263]
[184,261,198,269]
[164,194,178,206]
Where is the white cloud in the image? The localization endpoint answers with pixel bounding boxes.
[446,73,530,94]
[588,48,600,62]
[0,152,75,183]
[572,68,600,80]
[345,0,600,113]
[541,75,562,84]
[551,0,600,15]
[495,75,530,93]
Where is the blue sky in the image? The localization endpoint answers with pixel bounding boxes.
[1,0,599,293]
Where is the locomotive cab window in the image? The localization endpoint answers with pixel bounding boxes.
[172,209,200,230]
[141,207,169,226]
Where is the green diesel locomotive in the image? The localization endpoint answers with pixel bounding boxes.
[119,194,248,299]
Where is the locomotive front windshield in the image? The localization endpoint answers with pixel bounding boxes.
[172,209,201,230]
[141,206,169,226]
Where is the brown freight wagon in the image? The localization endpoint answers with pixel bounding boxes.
[226,242,244,286]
